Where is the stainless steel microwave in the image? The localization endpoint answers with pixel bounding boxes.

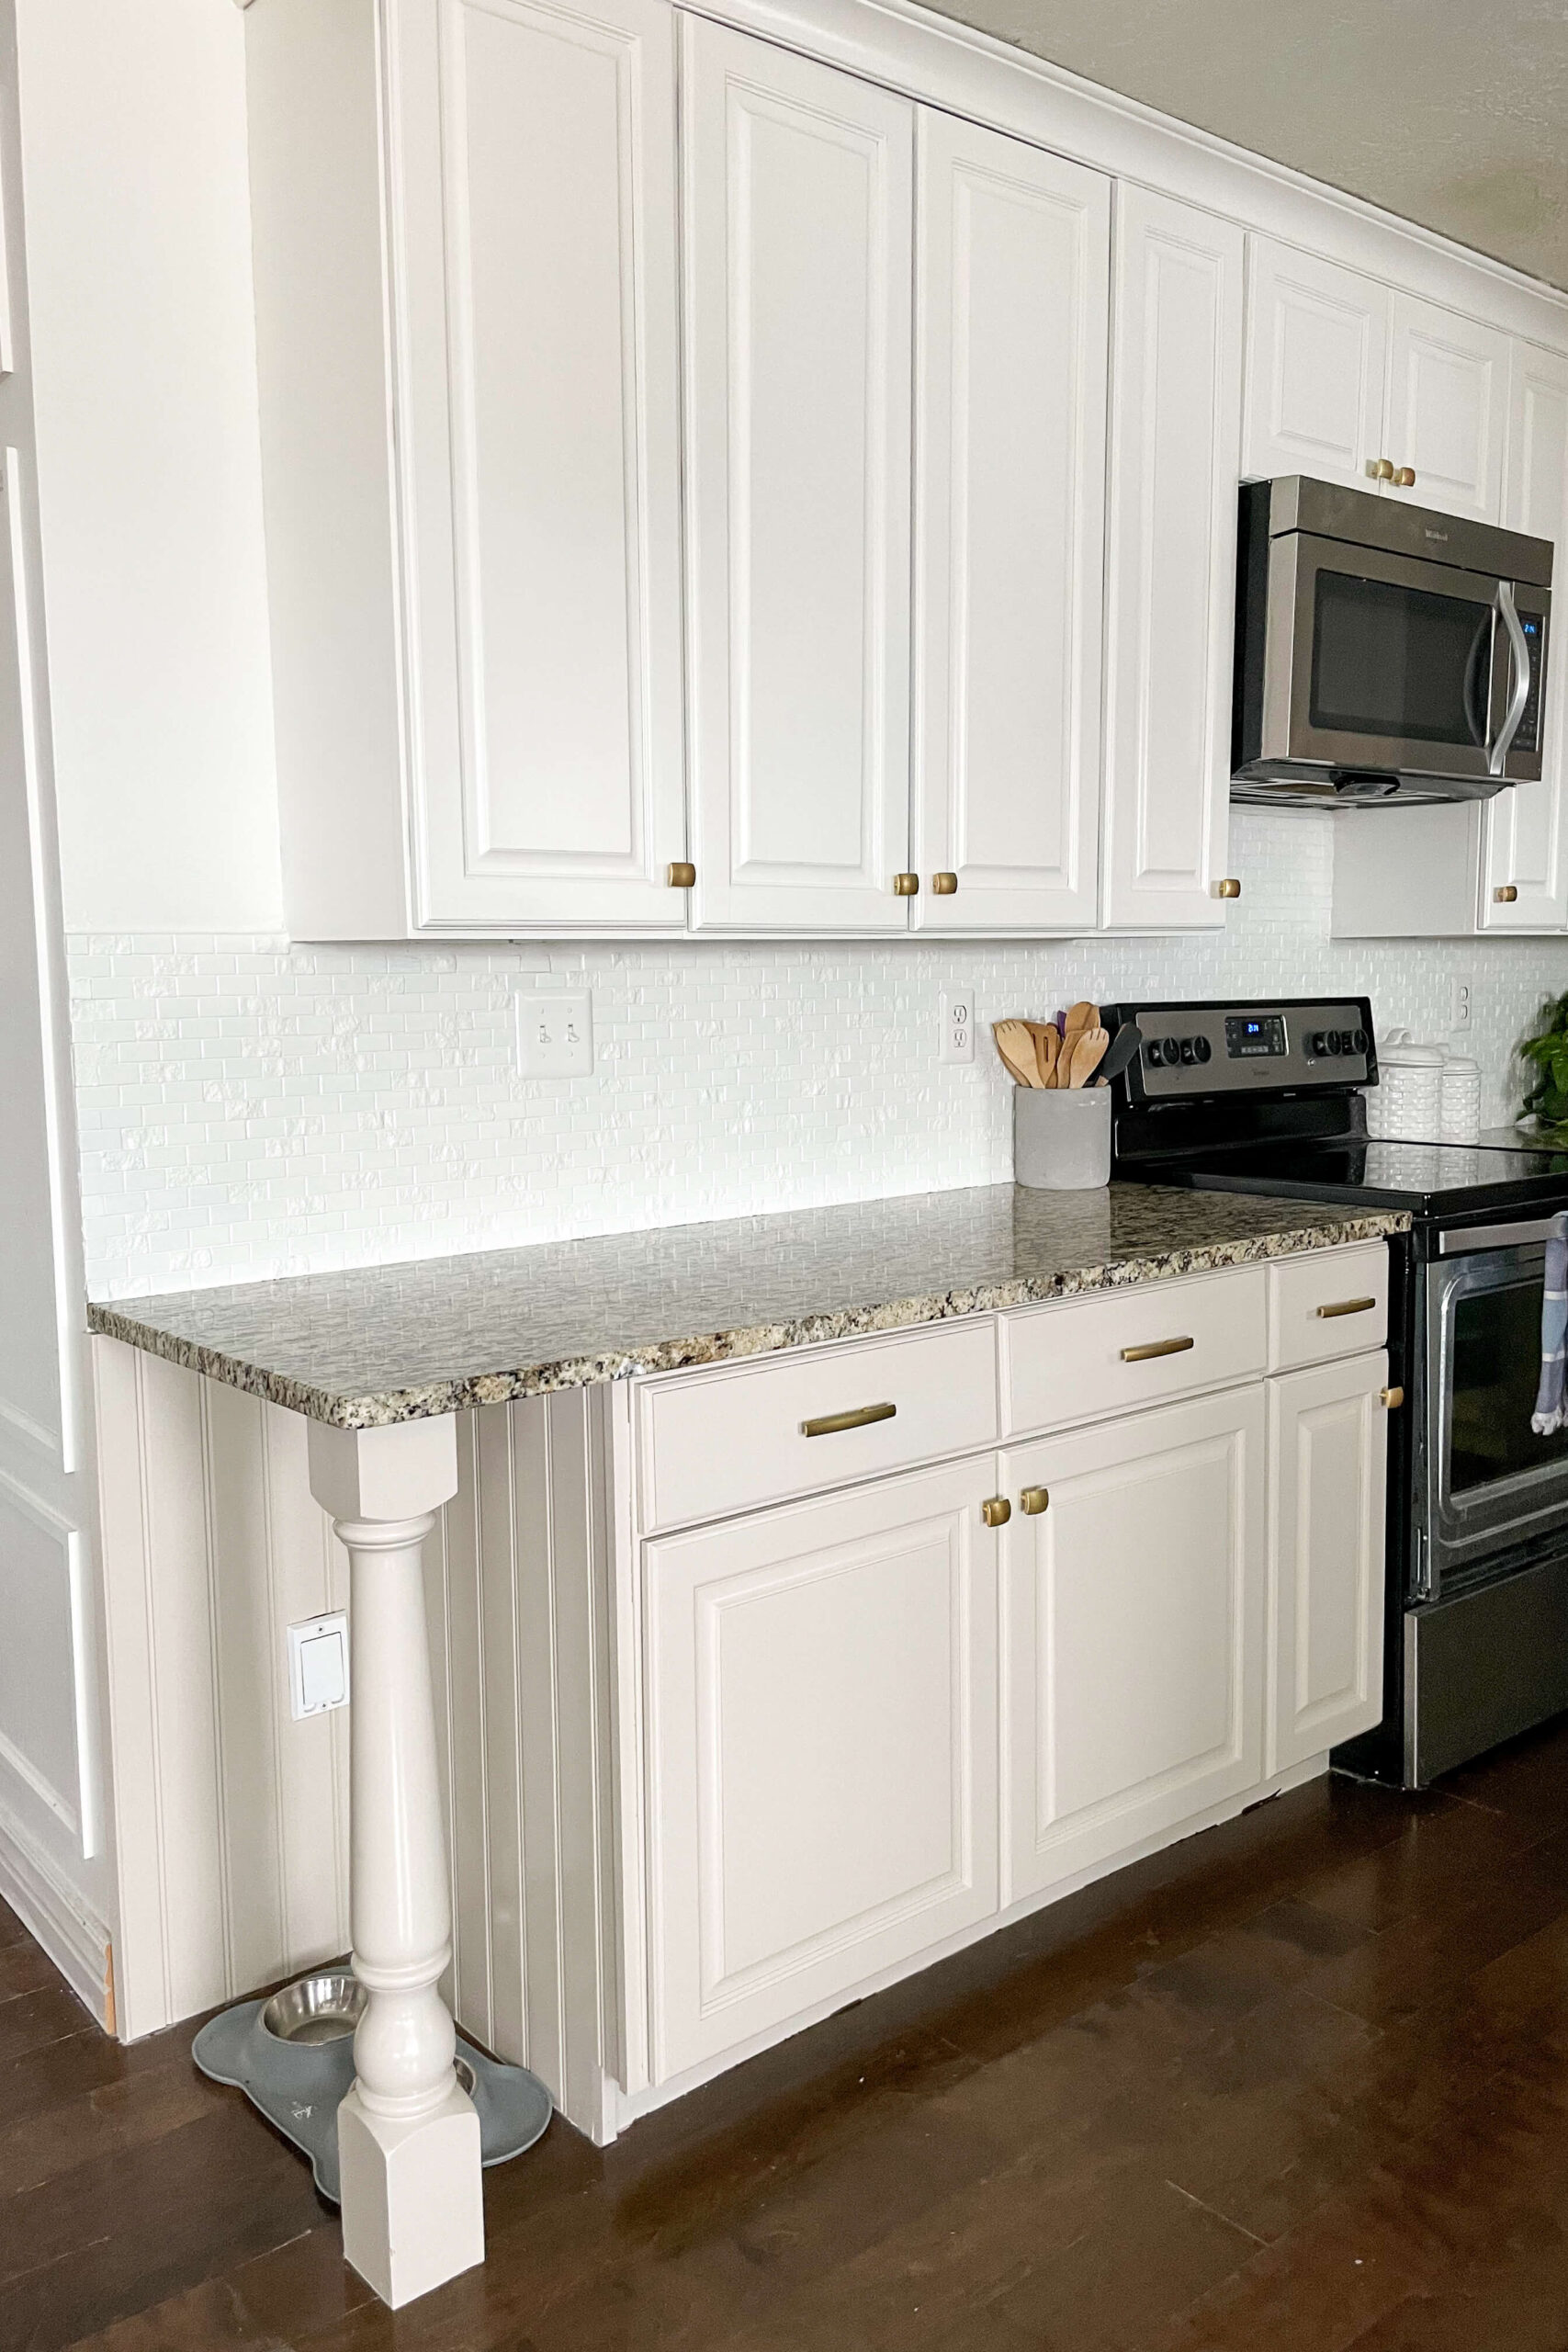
[1232,476,1552,807]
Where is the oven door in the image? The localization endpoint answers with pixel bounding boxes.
[1263,533,1548,786]
[1421,1235,1568,1591]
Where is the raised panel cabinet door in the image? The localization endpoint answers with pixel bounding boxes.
[1385,294,1509,522]
[1483,340,1568,931]
[683,20,914,932]
[1268,1353,1388,1773]
[1101,187,1245,931]
[999,1385,1265,1907]
[911,111,1108,933]
[390,0,687,931]
[1242,239,1391,490]
[644,1458,998,2081]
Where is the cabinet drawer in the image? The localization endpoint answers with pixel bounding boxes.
[1268,1244,1388,1373]
[636,1319,998,1532]
[1000,1267,1267,1436]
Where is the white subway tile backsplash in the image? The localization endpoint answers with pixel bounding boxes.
[69,809,1565,1299]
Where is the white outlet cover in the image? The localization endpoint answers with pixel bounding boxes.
[288,1612,350,1719]
[941,988,976,1065]
[516,989,593,1077]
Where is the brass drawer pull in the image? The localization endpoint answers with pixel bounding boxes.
[1381,1385,1404,1409]
[893,872,919,896]
[1315,1296,1377,1319]
[667,861,696,888]
[1393,466,1416,488]
[981,1496,1011,1528]
[1120,1336,1195,1363]
[1213,877,1241,899]
[931,872,958,895]
[1020,1486,1049,1516]
[1368,457,1395,481]
[1495,885,1519,903]
[800,1401,897,1439]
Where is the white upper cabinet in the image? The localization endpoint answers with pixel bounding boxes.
[1483,339,1568,929]
[682,20,914,933]
[910,113,1109,933]
[1384,295,1510,521]
[1244,242,1391,491]
[1101,187,1245,931]
[393,0,688,930]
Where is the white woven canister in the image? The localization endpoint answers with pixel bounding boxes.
[1439,1052,1482,1146]
[1367,1031,1444,1139]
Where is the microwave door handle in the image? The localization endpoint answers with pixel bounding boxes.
[1488,581,1532,777]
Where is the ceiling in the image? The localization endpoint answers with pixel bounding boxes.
[918,0,1568,290]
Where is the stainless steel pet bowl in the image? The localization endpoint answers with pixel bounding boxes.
[260,1970,367,2045]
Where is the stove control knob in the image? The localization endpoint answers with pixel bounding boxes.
[1179,1037,1196,1065]
[1191,1035,1212,1064]
[1309,1031,1327,1057]
[1351,1026,1368,1056]
[1327,1029,1343,1055]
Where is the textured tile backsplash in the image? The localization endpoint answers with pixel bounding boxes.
[69,809,1566,1299]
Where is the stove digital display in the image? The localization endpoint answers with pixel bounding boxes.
[1225,1013,1287,1059]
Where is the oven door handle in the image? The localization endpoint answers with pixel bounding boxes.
[1487,582,1532,778]
[1438,1211,1568,1256]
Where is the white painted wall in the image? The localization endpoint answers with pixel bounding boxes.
[16,0,282,933]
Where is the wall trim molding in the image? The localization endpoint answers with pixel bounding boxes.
[0,1787,112,2029]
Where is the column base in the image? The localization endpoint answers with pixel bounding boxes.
[338,2080,485,2308]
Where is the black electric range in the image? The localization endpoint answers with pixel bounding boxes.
[1103,996,1568,1788]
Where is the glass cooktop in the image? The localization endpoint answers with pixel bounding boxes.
[1132,1136,1568,1218]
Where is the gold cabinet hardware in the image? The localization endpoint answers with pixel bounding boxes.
[1213,877,1241,899]
[1019,1486,1049,1516]
[1381,1385,1404,1409]
[1367,457,1395,482]
[800,1401,897,1439]
[893,872,920,896]
[1315,1296,1377,1319]
[1495,885,1519,903]
[1393,467,1416,488]
[1120,1335,1195,1363]
[931,872,958,895]
[981,1496,1011,1528]
[667,861,696,888]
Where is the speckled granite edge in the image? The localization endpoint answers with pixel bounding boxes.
[87,1210,1409,1429]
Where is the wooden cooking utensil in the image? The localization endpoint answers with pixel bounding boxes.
[1062,1000,1099,1049]
[992,1020,1041,1086]
[1024,1021,1060,1088]
[1067,1026,1109,1088]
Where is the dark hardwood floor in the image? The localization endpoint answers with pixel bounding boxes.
[12,1720,1568,2350]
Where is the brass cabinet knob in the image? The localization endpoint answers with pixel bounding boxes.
[1495,885,1519,903]
[1393,467,1416,488]
[1019,1486,1049,1516]
[980,1496,1011,1528]
[893,872,920,897]
[1213,877,1241,899]
[931,872,958,896]
[1381,1385,1404,1409]
[1367,458,1395,482]
[667,861,696,888]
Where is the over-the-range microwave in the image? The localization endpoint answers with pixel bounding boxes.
[1232,475,1552,807]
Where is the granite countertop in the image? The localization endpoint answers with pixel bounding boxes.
[86,1183,1409,1430]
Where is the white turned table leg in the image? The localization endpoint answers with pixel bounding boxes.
[307,1417,482,2310]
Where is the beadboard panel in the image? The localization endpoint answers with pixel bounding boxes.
[94,1337,615,2136]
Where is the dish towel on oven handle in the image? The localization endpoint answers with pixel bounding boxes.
[1533,1212,1568,1435]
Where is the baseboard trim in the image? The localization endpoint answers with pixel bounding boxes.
[0,1792,112,2030]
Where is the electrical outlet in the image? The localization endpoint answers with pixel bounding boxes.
[941,989,976,1065]
[1450,977,1472,1033]
[517,989,593,1077]
[288,1612,349,1720]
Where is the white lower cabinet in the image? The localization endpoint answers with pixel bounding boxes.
[998,1386,1266,1907]
[642,1455,999,2082]
[1268,1351,1389,1771]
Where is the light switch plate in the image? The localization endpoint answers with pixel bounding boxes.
[516,989,593,1077]
[287,1611,350,1720]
